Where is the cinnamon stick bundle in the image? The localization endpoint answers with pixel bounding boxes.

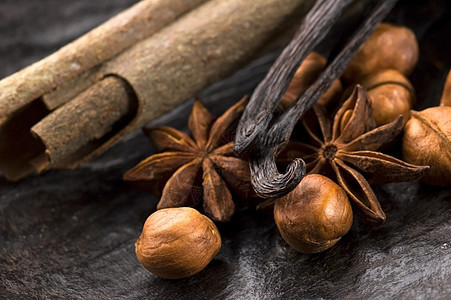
[0,0,314,181]
[0,0,207,121]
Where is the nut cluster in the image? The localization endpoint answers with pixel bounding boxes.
[127,21,450,279]
[342,23,419,82]
[345,23,418,126]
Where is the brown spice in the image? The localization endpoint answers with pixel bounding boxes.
[123,97,252,222]
[440,69,451,107]
[342,23,419,83]
[234,1,400,198]
[274,174,353,254]
[280,52,342,109]
[278,85,428,225]
[402,106,451,186]
[359,69,415,126]
[135,207,221,279]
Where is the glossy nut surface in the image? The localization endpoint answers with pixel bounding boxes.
[402,106,451,186]
[343,23,419,82]
[135,207,221,279]
[274,174,353,254]
[361,69,414,126]
[280,52,342,108]
[440,69,451,107]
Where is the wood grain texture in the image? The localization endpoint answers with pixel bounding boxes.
[0,0,450,299]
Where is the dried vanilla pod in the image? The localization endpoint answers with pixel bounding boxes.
[342,23,419,83]
[123,97,252,222]
[402,106,451,186]
[359,69,415,126]
[135,207,221,279]
[440,69,451,107]
[280,52,342,109]
[274,174,353,254]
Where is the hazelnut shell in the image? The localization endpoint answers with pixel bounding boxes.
[360,69,414,126]
[342,23,419,82]
[135,207,221,279]
[281,52,342,108]
[402,106,451,186]
[281,52,326,106]
[274,174,353,254]
[440,69,451,107]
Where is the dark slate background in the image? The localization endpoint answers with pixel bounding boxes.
[0,1,450,299]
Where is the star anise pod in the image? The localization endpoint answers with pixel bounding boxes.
[123,97,252,222]
[279,85,428,225]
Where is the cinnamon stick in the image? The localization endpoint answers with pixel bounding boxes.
[0,0,315,181]
[0,0,207,120]
[34,0,315,170]
[32,76,134,169]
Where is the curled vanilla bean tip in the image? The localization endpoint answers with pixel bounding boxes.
[250,153,306,198]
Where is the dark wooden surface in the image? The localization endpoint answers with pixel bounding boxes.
[0,1,450,299]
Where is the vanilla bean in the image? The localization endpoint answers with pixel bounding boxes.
[234,0,353,155]
[235,0,399,198]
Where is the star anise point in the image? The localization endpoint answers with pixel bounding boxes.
[279,85,427,225]
[125,96,251,222]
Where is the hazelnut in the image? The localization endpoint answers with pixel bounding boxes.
[342,23,419,83]
[135,207,221,279]
[281,52,342,108]
[360,69,415,126]
[402,106,451,186]
[317,79,343,108]
[440,69,451,107]
[274,174,353,254]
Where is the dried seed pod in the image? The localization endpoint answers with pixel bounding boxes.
[440,69,451,107]
[280,52,342,108]
[274,174,353,254]
[135,207,221,279]
[402,106,451,186]
[360,69,415,126]
[342,23,419,83]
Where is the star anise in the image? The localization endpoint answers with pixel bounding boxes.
[123,97,252,222]
[279,85,428,225]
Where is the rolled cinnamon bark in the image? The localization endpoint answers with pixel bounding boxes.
[0,0,207,120]
[32,76,135,169]
[33,0,314,171]
[0,0,314,180]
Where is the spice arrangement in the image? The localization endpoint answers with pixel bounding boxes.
[0,0,314,181]
[126,21,450,278]
[1,0,450,291]
[124,97,252,222]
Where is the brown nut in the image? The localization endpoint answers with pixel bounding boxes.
[360,69,415,126]
[342,23,419,83]
[317,78,343,108]
[135,207,221,279]
[274,174,353,254]
[280,52,342,108]
[440,69,451,107]
[402,106,451,186]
